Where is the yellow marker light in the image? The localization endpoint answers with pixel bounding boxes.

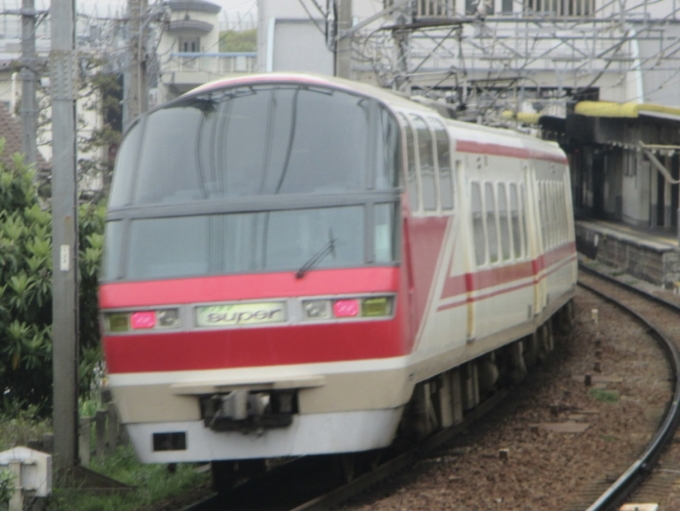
[361,297,393,317]
[106,313,130,333]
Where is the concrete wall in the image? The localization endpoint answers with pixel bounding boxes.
[258,0,332,74]
[257,0,388,76]
[577,222,680,287]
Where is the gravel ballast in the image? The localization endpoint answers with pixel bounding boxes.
[339,288,673,511]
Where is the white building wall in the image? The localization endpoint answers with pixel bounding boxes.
[259,0,680,115]
[258,0,387,75]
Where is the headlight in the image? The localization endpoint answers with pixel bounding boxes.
[301,296,394,321]
[157,309,181,328]
[103,308,181,333]
[302,300,332,320]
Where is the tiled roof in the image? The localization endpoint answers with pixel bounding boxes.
[0,101,49,171]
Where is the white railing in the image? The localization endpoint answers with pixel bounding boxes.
[165,52,257,75]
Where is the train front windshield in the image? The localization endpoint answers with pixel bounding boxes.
[103,84,401,281]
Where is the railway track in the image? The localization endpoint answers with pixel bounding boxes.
[181,389,509,511]
[179,267,680,511]
[578,266,680,510]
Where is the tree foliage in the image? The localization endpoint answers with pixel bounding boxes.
[78,66,123,200]
[0,147,104,415]
[219,29,257,52]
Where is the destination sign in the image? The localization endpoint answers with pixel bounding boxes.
[195,302,287,328]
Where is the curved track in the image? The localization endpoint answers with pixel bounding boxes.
[180,266,680,511]
[181,389,508,511]
[579,266,680,510]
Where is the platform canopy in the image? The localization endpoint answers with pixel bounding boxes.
[574,101,680,121]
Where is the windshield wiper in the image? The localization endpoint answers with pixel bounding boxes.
[296,229,336,279]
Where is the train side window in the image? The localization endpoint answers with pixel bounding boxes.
[110,121,142,207]
[549,184,556,246]
[485,182,499,263]
[410,115,437,212]
[538,182,548,249]
[543,182,551,248]
[519,184,528,256]
[547,183,554,247]
[498,183,511,260]
[375,203,398,263]
[551,183,560,245]
[560,184,568,241]
[471,182,486,265]
[559,183,567,242]
[102,221,124,280]
[509,184,522,258]
[398,114,419,212]
[377,107,401,189]
[429,118,454,212]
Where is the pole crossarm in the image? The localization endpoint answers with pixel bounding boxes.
[639,141,680,185]
[336,0,411,41]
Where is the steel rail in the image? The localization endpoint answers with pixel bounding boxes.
[290,389,509,511]
[181,265,679,511]
[579,265,680,511]
[180,390,509,511]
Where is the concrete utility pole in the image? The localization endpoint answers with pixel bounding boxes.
[334,0,352,79]
[50,0,79,472]
[20,0,37,166]
[124,0,148,129]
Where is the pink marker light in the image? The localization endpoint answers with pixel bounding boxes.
[333,299,360,318]
[131,311,156,329]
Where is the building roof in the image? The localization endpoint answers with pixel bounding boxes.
[0,102,49,171]
[167,19,214,34]
[164,0,221,14]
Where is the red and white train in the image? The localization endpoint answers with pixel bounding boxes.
[99,73,576,479]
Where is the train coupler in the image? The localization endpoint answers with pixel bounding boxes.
[200,390,296,434]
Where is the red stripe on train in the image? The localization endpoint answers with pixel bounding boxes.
[456,140,568,165]
[99,267,400,308]
[104,318,406,373]
[438,241,575,306]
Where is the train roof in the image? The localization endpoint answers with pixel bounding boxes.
[188,72,440,116]
[187,73,567,165]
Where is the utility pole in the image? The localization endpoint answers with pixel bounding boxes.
[50,0,79,473]
[124,0,148,129]
[20,0,37,166]
[334,0,352,79]
[392,2,412,93]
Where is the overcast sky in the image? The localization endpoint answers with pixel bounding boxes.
[75,0,257,16]
[1,1,257,18]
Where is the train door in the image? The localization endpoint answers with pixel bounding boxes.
[455,157,476,342]
[524,163,546,317]
[468,171,486,342]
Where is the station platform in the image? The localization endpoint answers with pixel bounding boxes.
[576,219,680,288]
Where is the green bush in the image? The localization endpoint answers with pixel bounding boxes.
[0,468,14,505]
[0,148,104,415]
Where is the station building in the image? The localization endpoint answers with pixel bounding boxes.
[540,102,680,287]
